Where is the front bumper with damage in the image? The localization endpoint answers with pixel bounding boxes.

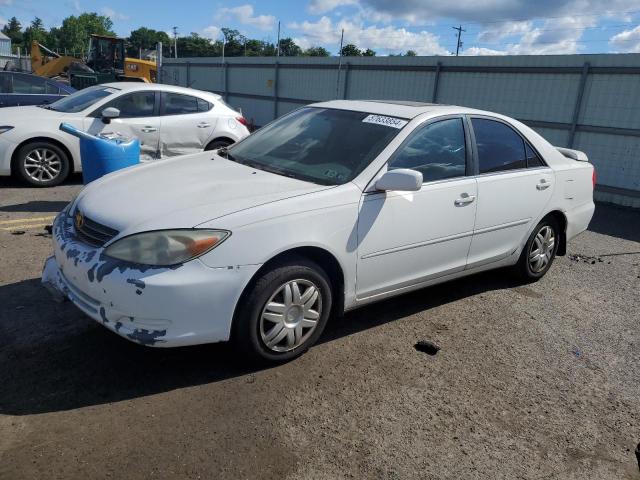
[41,212,261,347]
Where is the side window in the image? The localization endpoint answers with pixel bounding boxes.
[525,143,544,168]
[162,92,199,115]
[388,118,466,182]
[103,92,155,118]
[197,97,212,112]
[45,83,61,95]
[12,74,46,94]
[472,118,527,174]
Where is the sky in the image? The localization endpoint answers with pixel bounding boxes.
[2,0,640,56]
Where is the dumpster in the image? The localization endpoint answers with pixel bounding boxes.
[60,123,140,184]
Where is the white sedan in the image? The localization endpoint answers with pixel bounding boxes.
[0,82,250,186]
[42,100,595,362]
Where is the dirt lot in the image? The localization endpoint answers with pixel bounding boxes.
[0,176,639,480]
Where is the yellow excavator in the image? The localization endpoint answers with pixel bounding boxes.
[31,35,157,88]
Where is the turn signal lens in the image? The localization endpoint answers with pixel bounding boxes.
[104,229,230,266]
[236,116,249,127]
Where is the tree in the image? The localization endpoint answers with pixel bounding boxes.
[340,44,362,56]
[51,13,115,55]
[278,37,302,56]
[23,17,48,50]
[127,27,170,57]
[362,48,376,56]
[406,50,417,56]
[176,33,219,57]
[1,17,23,53]
[303,46,330,57]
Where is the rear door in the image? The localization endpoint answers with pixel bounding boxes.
[84,90,161,162]
[159,92,218,157]
[467,116,554,268]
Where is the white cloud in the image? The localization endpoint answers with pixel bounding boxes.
[462,47,507,56]
[289,16,449,55]
[0,0,12,6]
[609,25,640,52]
[100,7,130,22]
[307,0,358,14]
[477,21,532,43]
[202,25,221,40]
[217,4,276,31]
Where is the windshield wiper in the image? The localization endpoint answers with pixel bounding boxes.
[38,104,53,110]
[217,147,236,161]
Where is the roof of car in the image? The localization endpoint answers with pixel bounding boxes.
[310,99,495,120]
[101,82,222,99]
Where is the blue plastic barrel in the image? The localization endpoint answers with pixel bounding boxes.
[60,123,140,184]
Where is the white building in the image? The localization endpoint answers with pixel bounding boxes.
[0,31,12,56]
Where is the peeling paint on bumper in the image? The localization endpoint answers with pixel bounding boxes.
[41,213,261,348]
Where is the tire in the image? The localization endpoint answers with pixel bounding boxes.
[15,141,70,187]
[234,258,333,363]
[515,216,560,282]
[205,139,233,151]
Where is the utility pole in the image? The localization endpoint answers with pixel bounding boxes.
[335,28,344,99]
[172,26,178,58]
[276,21,281,57]
[453,25,465,56]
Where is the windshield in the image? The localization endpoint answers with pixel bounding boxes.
[227,107,406,185]
[47,86,118,113]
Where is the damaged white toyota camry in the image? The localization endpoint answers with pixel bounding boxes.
[43,100,595,361]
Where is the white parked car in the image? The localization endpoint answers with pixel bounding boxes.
[0,82,250,186]
[42,100,595,362]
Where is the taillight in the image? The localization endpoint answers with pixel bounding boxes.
[236,116,249,127]
[592,168,596,189]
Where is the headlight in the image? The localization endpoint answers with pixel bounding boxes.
[104,229,230,266]
[0,126,14,134]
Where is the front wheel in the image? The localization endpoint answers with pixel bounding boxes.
[15,141,70,187]
[515,217,559,281]
[234,259,332,363]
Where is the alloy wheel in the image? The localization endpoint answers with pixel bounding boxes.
[23,148,62,183]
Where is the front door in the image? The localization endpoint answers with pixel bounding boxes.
[84,90,161,162]
[356,117,477,300]
[467,117,555,267]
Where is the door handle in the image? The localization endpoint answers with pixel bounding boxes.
[454,193,476,206]
[536,179,551,190]
[141,127,157,133]
[197,122,211,128]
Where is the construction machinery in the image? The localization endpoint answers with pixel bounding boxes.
[30,41,81,80]
[31,35,157,89]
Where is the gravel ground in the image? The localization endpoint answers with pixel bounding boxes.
[0,176,639,480]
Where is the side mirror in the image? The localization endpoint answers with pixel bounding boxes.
[101,107,120,124]
[375,169,423,192]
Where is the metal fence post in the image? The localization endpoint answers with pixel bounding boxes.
[186,61,191,87]
[273,61,279,120]
[568,62,590,148]
[432,61,442,103]
[343,62,350,99]
[223,62,229,102]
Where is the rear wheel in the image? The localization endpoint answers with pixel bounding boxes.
[234,259,332,363]
[515,217,559,281]
[205,139,233,151]
[15,141,70,187]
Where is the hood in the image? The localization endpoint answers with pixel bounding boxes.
[1,105,67,123]
[75,152,331,236]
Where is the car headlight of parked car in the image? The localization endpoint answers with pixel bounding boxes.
[104,229,230,266]
[0,126,14,134]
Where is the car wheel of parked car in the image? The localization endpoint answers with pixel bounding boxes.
[205,139,233,151]
[15,141,70,187]
[234,258,332,362]
[516,216,559,281]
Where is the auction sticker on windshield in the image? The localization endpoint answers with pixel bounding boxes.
[362,114,408,129]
